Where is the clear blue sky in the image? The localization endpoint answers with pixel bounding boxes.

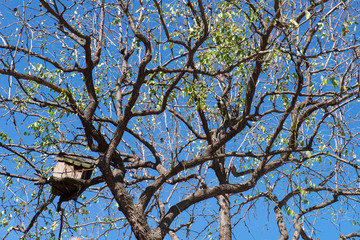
[1,0,360,239]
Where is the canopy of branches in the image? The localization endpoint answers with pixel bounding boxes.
[1,0,360,239]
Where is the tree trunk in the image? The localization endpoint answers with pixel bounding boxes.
[99,163,154,240]
[217,193,232,240]
[212,142,232,240]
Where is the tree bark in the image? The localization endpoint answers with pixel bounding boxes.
[217,193,232,240]
[98,162,153,240]
[212,143,232,240]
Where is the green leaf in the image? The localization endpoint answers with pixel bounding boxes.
[290,19,299,28]
[329,76,338,88]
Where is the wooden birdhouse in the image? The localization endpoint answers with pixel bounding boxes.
[51,155,96,199]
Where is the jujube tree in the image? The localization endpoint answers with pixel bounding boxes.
[1,0,360,239]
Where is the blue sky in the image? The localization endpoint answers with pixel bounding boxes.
[1,0,360,239]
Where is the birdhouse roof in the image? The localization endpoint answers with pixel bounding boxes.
[55,156,95,169]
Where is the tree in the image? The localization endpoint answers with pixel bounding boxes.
[1,0,360,239]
